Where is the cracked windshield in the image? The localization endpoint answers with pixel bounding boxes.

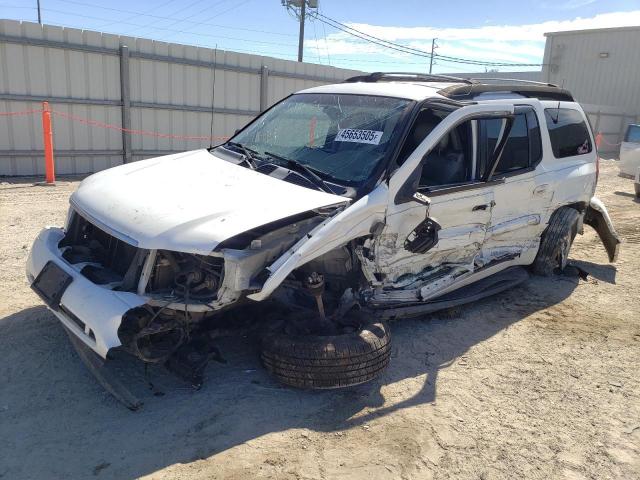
[230,93,411,184]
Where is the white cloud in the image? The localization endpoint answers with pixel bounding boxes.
[339,10,640,43]
[306,10,640,70]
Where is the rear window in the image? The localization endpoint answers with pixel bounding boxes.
[625,125,640,143]
[544,108,592,158]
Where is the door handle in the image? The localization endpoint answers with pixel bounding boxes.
[472,201,495,211]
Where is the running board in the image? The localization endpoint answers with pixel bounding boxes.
[375,266,530,320]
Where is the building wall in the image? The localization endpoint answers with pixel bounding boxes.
[542,26,640,155]
[442,71,542,82]
[0,20,361,176]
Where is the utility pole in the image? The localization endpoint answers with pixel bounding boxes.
[282,1,318,63]
[429,38,437,74]
[37,0,42,24]
[297,0,306,62]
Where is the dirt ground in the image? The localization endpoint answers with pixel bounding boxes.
[0,160,639,480]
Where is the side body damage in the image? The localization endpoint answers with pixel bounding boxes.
[26,82,621,400]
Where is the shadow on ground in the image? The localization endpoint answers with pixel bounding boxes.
[614,190,640,203]
[0,273,583,479]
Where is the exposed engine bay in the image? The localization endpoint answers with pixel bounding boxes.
[58,209,360,365]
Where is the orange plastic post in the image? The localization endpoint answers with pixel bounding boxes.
[309,115,317,147]
[42,101,55,184]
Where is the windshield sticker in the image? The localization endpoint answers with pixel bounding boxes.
[335,129,383,145]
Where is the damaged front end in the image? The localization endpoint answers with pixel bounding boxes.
[27,207,333,367]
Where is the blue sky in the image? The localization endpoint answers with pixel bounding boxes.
[2,0,640,72]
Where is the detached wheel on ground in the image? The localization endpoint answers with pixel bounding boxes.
[532,206,580,276]
[261,318,391,389]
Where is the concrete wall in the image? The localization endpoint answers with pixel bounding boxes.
[0,20,361,176]
[542,26,640,155]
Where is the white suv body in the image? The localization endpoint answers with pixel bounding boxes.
[27,74,620,360]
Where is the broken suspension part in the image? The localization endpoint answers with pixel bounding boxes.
[118,307,186,363]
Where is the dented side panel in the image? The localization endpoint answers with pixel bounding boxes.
[372,188,494,284]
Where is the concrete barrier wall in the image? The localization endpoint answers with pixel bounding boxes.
[0,20,361,176]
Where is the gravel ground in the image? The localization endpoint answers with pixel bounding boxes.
[0,160,639,480]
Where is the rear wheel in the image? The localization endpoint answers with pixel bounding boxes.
[532,207,580,276]
[634,183,640,199]
[261,314,391,390]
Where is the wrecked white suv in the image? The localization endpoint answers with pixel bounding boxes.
[27,73,620,400]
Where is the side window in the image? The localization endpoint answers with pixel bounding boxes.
[397,108,448,165]
[477,109,542,179]
[528,110,542,164]
[493,114,529,175]
[544,108,592,158]
[417,120,473,189]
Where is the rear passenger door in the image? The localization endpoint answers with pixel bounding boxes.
[480,105,552,266]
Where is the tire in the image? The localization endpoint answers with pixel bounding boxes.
[532,207,580,276]
[634,183,640,199]
[261,320,391,389]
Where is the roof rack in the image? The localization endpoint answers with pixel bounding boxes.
[344,72,473,85]
[467,77,558,87]
[341,72,574,102]
[437,82,574,102]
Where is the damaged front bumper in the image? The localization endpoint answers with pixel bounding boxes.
[585,196,621,262]
[26,227,149,358]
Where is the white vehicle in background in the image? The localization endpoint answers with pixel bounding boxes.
[619,124,640,177]
[26,73,621,407]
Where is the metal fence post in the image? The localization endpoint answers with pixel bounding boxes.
[260,65,269,112]
[119,45,132,163]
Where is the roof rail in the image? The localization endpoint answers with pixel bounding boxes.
[467,77,558,87]
[438,83,574,102]
[344,72,473,85]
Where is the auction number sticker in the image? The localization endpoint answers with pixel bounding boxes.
[335,128,383,145]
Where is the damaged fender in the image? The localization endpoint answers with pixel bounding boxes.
[584,196,621,262]
[247,184,389,301]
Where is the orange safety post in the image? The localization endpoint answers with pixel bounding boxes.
[595,132,603,150]
[41,101,55,184]
[309,115,317,147]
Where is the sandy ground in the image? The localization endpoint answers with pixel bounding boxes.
[0,160,639,480]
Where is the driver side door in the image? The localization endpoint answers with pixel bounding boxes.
[368,103,514,300]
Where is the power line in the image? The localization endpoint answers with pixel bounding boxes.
[311,16,322,64]
[319,13,543,67]
[320,10,331,65]
[154,0,241,41]
[49,0,296,37]
[94,0,179,29]
[146,0,213,31]
[312,11,544,67]
[37,7,299,48]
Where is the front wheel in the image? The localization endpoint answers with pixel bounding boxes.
[532,207,580,276]
[261,317,391,389]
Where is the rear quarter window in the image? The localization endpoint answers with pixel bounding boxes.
[625,125,640,143]
[544,108,592,158]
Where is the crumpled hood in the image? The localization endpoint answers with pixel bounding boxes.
[70,149,349,254]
